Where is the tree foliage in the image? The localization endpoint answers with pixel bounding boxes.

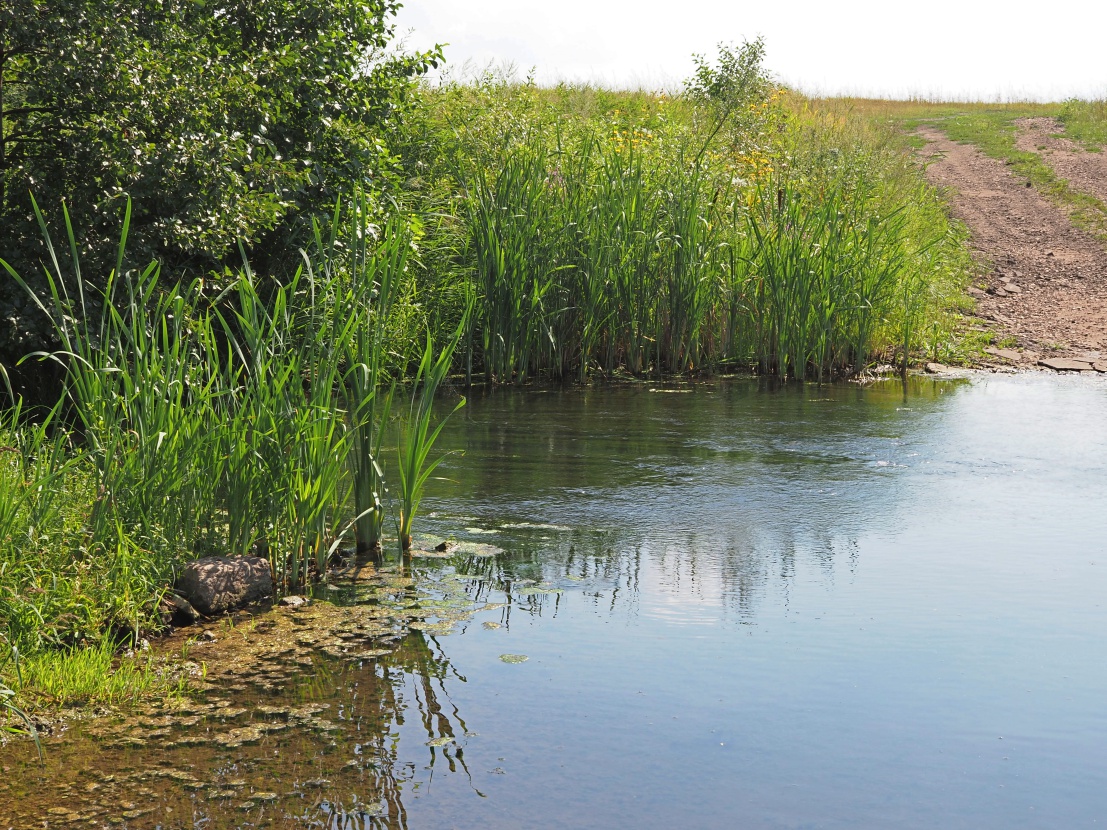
[0,0,438,298]
[684,39,773,163]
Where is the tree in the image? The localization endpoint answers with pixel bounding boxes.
[684,39,773,164]
[1,0,439,354]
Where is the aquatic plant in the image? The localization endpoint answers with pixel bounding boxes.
[463,140,560,383]
[0,192,462,651]
[396,318,468,552]
[743,179,908,379]
[414,67,973,381]
[327,204,411,561]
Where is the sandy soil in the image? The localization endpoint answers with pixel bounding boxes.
[917,125,1107,364]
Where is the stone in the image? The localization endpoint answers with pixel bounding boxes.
[925,362,950,373]
[166,594,200,626]
[176,556,274,617]
[984,347,1022,362]
[278,595,308,608]
[1094,362,1107,373]
[1038,358,1096,372]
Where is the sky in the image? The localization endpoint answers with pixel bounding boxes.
[393,0,1107,101]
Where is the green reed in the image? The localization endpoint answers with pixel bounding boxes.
[463,141,559,383]
[426,78,968,382]
[396,315,468,552]
[215,256,360,587]
[0,193,464,656]
[329,206,411,561]
[747,176,918,379]
[456,128,931,381]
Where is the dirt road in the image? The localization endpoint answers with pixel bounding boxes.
[917,124,1107,368]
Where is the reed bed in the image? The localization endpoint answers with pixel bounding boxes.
[0,198,463,664]
[412,74,973,382]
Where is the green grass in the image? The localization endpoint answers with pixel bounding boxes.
[7,639,189,709]
[1059,99,1107,150]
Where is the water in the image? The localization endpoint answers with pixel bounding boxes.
[4,373,1107,829]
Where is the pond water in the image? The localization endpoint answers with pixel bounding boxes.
[3,373,1107,829]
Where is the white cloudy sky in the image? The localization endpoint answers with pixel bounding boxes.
[394,0,1106,101]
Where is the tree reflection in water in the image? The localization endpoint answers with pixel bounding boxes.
[298,628,479,829]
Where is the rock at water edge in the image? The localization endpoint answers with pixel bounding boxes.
[1038,358,1096,372]
[176,556,274,617]
[984,347,1022,363]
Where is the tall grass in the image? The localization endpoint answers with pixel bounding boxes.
[0,193,462,663]
[396,318,468,552]
[452,119,942,381]
[745,181,910,379]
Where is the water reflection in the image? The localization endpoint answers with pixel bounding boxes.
[421,377,969,596]
[4,373,1107,829]
[0,627,477,829]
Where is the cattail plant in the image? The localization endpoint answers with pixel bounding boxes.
[396,312,469,553]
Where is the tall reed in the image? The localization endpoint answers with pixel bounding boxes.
[0,192,459,633]
[423,80,966,381]
[743,180,908,379]
[396,313,469,552]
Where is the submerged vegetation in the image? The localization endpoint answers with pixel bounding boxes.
[10,6,1102,717]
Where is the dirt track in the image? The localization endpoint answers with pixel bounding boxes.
[917,124,1107,365]
[1014,117,1107,207]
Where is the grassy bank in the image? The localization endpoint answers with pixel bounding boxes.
[405,68,976,380]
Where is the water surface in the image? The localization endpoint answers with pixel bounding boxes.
[4,374,1106,829]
